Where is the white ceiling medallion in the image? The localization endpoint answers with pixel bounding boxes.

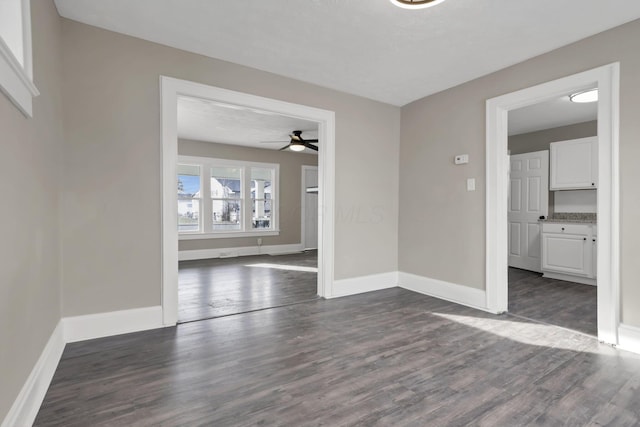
[569,88,599,103]
[389,0,447,9]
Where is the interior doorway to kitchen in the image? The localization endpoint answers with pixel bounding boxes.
[507,90,598,336]
[486,63,620,345]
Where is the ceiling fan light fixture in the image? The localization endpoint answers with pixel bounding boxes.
[569,88,598,103]
[389,0,447,9]
[289,143,305,152]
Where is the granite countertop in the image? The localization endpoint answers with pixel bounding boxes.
[539,213,597,224]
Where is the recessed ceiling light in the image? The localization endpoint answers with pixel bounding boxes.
[569,88,598,103]
[389,0,447,9]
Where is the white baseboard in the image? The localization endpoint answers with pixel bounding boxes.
[179,243,305,261]
[63,306,164,343]
[329,272,398,298]
[398,272,493,313]
[1,321,65,427]
[618,324,640,355]
[542,272,596,286]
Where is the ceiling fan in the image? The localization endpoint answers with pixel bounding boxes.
[261,130,318,152]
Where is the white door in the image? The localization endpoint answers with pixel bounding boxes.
[303,166,318,250]
[508,150,549,272]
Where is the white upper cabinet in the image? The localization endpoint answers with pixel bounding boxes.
[550,136,598,190]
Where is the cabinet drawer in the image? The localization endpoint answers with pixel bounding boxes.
[541,223,591,235]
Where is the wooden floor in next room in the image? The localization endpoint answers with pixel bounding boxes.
[178,250,318,322]
[508,267,597,336]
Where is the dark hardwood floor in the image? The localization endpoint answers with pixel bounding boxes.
[509,267,597,336]
[35,287,640,426]
[178,250,318,322]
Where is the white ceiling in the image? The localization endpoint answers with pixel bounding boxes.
[178,96,319,153]
[53,0,640,106]
[508,88,598,136]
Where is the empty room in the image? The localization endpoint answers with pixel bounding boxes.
[3,1,640,426]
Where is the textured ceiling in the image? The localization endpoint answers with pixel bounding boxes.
[509,88,598,136]
[54,0,640,106]
[178,97,319,154]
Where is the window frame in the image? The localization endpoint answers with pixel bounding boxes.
[0,0,38,117]
[177,155,280,239]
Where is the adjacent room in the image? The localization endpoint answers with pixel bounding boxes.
[175,97,320,322]
[507,87,599,336]
[4,1,640,426]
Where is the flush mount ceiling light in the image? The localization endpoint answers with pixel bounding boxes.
[569,88,598,103]
[289,141,306,152]
[390,0,447,9]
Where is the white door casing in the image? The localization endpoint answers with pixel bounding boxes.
[160,77,336,326]
[486,63,620,345]
[508,151,549,272]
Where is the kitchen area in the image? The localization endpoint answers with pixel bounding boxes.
[506,88,599,335]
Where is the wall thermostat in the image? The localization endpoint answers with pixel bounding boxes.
[454,154,469,165]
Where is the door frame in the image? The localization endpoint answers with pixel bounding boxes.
[301,165,319,250]
[486,63,620,345]
[160,76,336,326]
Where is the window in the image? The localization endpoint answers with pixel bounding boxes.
[0,0,38,116]
[177,156,279,238]
[177,164,201,232]
[251,167,274,230]
[211,166,242,231]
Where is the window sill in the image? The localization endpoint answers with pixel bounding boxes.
[0,38,38,117]
[179,230,280,240]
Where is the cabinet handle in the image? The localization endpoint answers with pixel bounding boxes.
[561,227,565,231]
[592,183,595,186]
[593,239,596,242]
[583,237,587,241]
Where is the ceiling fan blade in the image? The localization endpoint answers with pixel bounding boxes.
[304,139,319,143]
[303,142,319,151]
[279,144,291,151]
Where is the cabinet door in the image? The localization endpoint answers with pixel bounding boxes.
[542,233,590,276]
[550,137,598,190]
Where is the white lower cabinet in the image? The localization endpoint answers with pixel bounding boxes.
[541,222,597,286]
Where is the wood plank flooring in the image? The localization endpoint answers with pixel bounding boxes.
[35,288,640,426]
[178,251,318,322]
[509,267,597,336]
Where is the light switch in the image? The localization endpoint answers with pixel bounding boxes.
[467,178,476,191]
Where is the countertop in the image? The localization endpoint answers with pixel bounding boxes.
[539,213,597,224]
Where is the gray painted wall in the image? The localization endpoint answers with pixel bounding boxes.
[60,18,400,317]
[399,19,640,326]
[508,120,597,155]
[177,139,318,251]
[0,0,63,420]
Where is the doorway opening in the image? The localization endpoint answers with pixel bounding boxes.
[486,63,620,345]
[506,88,598,335]
[161,77,336,326]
